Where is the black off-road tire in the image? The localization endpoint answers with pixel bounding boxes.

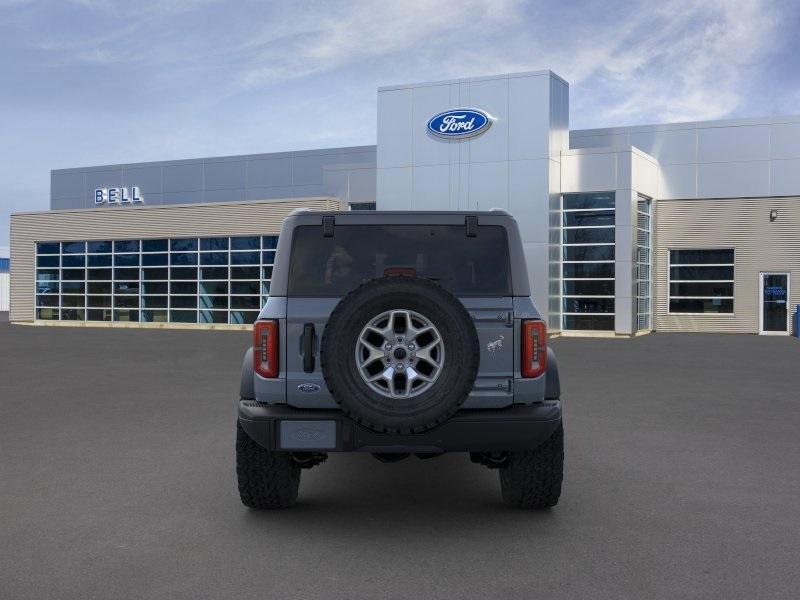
[236,420,301,509]
[499,422,564,509]
[320,276,480,435]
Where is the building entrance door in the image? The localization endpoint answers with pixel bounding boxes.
[759,273,790,335]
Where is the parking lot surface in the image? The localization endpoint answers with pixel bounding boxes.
[1,323,799,599]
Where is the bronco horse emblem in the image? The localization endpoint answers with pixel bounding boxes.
[486,335,504,354]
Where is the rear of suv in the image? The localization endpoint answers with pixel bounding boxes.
[237,210,563,509]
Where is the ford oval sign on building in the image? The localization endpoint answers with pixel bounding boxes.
[427,108,493,139]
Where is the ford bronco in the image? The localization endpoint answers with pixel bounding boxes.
[237,209,563,509]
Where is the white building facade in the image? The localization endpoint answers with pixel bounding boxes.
[9,69,800,335]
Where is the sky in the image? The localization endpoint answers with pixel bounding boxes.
[1,0,799,248]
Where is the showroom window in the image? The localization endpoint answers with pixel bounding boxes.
[34,235,278,325]
[561,192,615,331]
[668,249,734,314]
[635,197,652,331]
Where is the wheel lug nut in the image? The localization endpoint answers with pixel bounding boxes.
[384,343,392,350]
[408,344,415,351]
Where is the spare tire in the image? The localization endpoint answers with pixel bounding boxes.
[320,276,479,434]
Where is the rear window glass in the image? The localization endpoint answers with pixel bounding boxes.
[288,225,512,296]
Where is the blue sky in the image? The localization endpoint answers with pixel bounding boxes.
[1,0,799,248]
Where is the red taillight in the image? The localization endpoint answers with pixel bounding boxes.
[254,320,279,378]
[521,320,547,378]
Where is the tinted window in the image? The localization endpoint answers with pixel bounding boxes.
[288,225,512,296]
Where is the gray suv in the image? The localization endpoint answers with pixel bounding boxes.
[237,210,563,509]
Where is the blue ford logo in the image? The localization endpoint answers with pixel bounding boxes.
[427,108,493,139]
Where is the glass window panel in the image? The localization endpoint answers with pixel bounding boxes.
[114,309,139,322]
[62,269,85,281]
[200,310,229,324]
[61,309,85,320]
[563,193,615,210]
[563,280,615,296]
[114,253,139,267]
[669,299,734,314]
[262,266,273,280]
[231,281,259,295]
[142,239,168,252]
[201,267,228,280]
[115,296,139,308]
[36,307,59,320]
[231,296,261,310]
[142,267,168,280]
[88,295,112,308]
[88,254,113,267]
[200,281,228,295]
[142,253,168,266]
[262,236,278,249]
[88,268,112,281]
[170,252,198,266]
[261,281,270,295]
[36,281,59,294]
[36,242,59,254]
[200,252,228,265]
[231,251,259,265]
[114,281,140,294]
[563,246,615,261]
[88,282,111,294]
[141,281,168,294]
[170,310,197,323]
[62,255,86,267]
[36,294,59,307]
[87,241,112,253]
[170,281,197,295]
[669,266,733,281]
[141,309,168,322]
[114,240,139,253]
[229,310,258,325]
[36,269,59,281]
[200,237,229,251]
[262,250,276,264]
[170,296,196,309]
[563,228,615,244]
[231,266,259,280]
[562,263,615,279]
[37,256,59,268]
[61,241,86,254]
[170,238,198,251]
[563,314,615,330]
[563,211,615,227]
[170,267,197,280]
[231,236,259,250]
[87,309,112,321]
[670,249,734,265]
[349,202,376,211]
[670,282,734,297]
[114,268,139,280]
[142,296,168,309]
[62,282,85,294]
[199,295,228,309]
[61,295,84,307]
[563,297,615,314]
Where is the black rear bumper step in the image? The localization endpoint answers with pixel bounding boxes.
[238,400,562,453]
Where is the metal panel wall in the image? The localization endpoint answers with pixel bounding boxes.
[0,271,9,312]
[50,147,376,209]
[10,198,342,322]
[654,197,800,333]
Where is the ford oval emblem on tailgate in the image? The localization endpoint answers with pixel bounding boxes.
[297,383,321,393]
[427,108,493,139]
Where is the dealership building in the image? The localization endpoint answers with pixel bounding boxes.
[9,69,800,335]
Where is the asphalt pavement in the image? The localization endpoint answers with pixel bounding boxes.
[1,323,799,599]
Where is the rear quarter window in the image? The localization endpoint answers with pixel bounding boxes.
[288,224,512,296]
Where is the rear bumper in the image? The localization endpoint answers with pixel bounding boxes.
[238,400,562,453]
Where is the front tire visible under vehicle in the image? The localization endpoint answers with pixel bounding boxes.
[499,422,564,509]
[236,420,300,509]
